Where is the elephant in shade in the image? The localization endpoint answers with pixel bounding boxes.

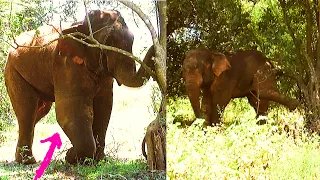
[182,47,298,126]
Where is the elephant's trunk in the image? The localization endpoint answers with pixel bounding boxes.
[116,46,155,87]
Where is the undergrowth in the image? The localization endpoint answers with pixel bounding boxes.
[0,158,165,180]
[167,97,320,179]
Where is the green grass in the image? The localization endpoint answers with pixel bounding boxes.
[0,117,165,180]
[167,97,320,179]
[0,121,165,180]
[0,158,165,179]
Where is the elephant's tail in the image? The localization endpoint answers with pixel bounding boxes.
[142,136,147,159]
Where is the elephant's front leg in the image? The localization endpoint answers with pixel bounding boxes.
[205,103,226,126]
[92,93,113,161]
[202,88,215,126]
[206,83,233,126]
[203,97,224,126]
[55,96,96,164]
[201,88,211,118]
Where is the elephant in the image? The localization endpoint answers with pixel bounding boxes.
[4,10,155,164]
[182,47,299,126]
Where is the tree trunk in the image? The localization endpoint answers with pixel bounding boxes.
[141,118,166,170]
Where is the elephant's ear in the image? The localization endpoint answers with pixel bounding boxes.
[57,24,87,64]
[211,52,231,76]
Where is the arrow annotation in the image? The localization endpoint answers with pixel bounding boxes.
[34,132,62,180]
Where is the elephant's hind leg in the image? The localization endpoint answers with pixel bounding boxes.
[247,93,269,116]
[257,89,298,111]
[5,69,38,164]
[252,73,298,111]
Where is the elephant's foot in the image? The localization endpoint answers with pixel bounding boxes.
[204,114,221,127]
[65,146,96,164]
[15,147,36,164]
[203,120,213,127]
[65,147,78,164]
[256,119,267,125]
[288,99,299,111]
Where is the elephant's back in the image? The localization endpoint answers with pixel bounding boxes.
[13,25,59,47]
[6,25,60,100]
[230,50,266,66]
[228,50,268,96]
[7,25,60,66]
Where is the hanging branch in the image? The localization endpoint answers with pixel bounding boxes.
[83,0,94,39]
[10,28,157,79]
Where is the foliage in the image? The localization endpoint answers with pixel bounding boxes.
[167,97,320,179]
[0,0,51,132]
[167,0,320,131]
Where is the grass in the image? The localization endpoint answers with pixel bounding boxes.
[0,158,166,179]
[167,97,320,179]
[0,119,165,180]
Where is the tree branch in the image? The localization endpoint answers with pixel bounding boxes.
[117,0,166,94]
[305,0,313,59]
[279,0,307,76]
[157,1,167,45]
[316,0,320,78]
[117,0,159,48]
[63,34,157,79]
[11,30,157,80]
[83,0,94,39]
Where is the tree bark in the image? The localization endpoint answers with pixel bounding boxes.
[142,119,166,170]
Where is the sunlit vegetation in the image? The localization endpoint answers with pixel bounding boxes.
[167,98,320,179]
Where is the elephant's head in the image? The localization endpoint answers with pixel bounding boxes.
[183,48,230,118]
[58,10,154,87]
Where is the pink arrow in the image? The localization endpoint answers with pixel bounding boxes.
[34,133,62,180]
